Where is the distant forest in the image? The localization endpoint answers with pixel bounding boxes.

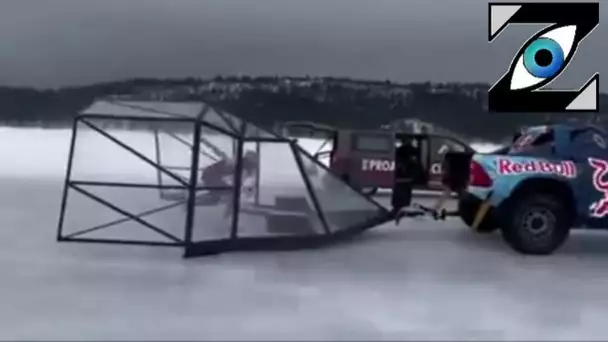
[0,76,606,141]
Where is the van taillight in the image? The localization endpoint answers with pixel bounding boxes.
[469,160,492,187]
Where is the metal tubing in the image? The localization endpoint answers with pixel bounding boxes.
[212,106,240,134]
[70,180,188,190]
[243,137,289,143]
[229,138,245,239]
[56,117,80,240]
[61,237,183,247]
[64,199,187,239]
[153,129,164,198]
[254,141,261,205]
[81,119,188,187]
[292,143,390,214]
[164,131,219,162]
[79,113,195,124]
[70,184,182,243]
[183,122,202,244]
[291,142,331,235]
[106,99,195,120]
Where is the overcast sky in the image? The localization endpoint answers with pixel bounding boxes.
[0,0,604,89]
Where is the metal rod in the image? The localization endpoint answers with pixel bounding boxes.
[213,106,241,134]
[164,131,193,149]
[243,137,289,143]
[291,142,331,235]
[164,166,206,171]
[79,113,195,123]
[70,180,188,190]
[70,184,183,243]
[56,117,80,241]
[230,138,245,239]
[254,141,261,205]
[183,122,202,244]
[106,99,195,120]
[81,119,188,187]
[164,131,219,162]
[64,199,187,239]
[60,237,183,247]
[153,129,164,199]
[314,138,331,156]
[200,121,240,140]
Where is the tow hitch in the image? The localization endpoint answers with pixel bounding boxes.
[394,203,459,224]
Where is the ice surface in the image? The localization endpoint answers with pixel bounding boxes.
[0,127,607,340]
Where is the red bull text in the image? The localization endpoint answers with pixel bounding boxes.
[496,158,577,178]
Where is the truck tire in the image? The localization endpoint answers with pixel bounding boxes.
[458,196,498,233]
[500,194,571,255]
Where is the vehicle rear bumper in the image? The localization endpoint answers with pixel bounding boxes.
[458,192,485,211]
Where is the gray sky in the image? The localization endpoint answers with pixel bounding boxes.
[0,0,604,89]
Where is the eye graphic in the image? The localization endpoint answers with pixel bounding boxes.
[510,25,577,90]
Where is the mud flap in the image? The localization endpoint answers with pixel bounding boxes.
[471,192,493,231]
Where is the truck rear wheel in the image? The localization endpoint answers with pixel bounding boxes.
[500,194,571,255]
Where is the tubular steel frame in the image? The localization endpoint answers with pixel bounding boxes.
[56,103,391,258]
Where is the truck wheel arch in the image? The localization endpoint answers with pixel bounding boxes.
[501,177,577,225]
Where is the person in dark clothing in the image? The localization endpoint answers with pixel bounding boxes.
[430,145,453,220]
[391,138,421,216]
[395,138,421,178]
[201,150,258,188]
[198,150,259,205]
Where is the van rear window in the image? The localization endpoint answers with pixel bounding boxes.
[353,135,393,152]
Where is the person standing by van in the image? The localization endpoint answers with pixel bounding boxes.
[391,137,421,218]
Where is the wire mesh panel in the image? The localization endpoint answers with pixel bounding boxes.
[60,117,193,245]
[152,124,217,201]
[294,146,389,233]
[188,125,240,241]
[70,118,192,186]
[201,107,242,135]
[60,184,186,244]
[235,141,326,238]
[82,100,204,119]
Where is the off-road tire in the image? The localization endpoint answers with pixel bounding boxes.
[500,194,571,255]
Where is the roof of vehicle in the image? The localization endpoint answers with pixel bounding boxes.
[522,123,608,135]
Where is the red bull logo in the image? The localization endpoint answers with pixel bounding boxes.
[588,158,608,218]
[497,158,577,178]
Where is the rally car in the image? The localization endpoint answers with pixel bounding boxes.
[282,121,474,195]
[456,123,608,255]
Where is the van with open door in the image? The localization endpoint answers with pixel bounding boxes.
[282,122,475,195]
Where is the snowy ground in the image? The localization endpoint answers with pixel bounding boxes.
[2,127,608,340]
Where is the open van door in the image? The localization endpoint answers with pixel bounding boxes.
[427,135,474,191]
[348,130,396,191]
[394,133,431,188]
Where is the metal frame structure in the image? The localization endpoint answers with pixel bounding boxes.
[56,99,391,258]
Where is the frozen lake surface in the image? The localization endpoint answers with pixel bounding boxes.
[1,127,608,340]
